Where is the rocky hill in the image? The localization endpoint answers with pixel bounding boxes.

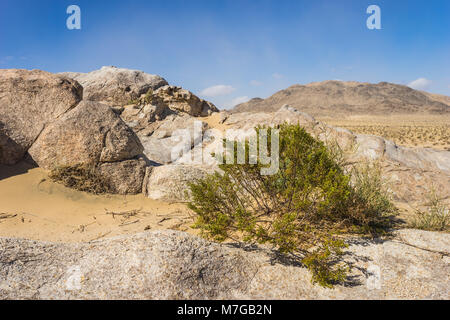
[232,81,450,116]
[0,67,218,194]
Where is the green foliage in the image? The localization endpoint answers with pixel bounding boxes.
[410,190,449,232]
[302,238,349,288]
[144,88,154,104]
[188,123,396,287]
[127,99,139,105]
[349,162,397,233]
[49,164,112,194]
[128,89,155,106]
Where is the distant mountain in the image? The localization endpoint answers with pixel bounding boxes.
[232,81,450,116]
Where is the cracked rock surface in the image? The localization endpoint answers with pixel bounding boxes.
[29,100,143,169]
[0,69,83,165]
[0,229,448,300]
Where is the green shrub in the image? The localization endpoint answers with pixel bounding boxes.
[349,162,397,233]
[188,123,395,287]
[410,190,449,232]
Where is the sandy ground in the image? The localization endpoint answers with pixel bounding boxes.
[0,162,198,243]
[199,112,229,132]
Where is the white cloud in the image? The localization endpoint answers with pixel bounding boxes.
[200,85,235,97]
[231,96,250,106]
[408,78,432,90]
[222,96,250,109]
[250,80,262,86]
[272,73,283,79]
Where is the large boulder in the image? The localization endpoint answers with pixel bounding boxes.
[144,164,215,201]
[96,158,147,195]
[28,101,144,169]
[137,114,208,164]
[59,66,168,107]
[0,229,448,299]
[0,69,83,165]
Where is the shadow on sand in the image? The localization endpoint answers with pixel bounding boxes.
[0,158,38,181]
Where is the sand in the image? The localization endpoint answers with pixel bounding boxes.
[199,112,229,132]
[0,162,198,243]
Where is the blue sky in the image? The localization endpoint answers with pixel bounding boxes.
[0,0,449,109]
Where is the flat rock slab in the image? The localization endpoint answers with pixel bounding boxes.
[0,229,448,299]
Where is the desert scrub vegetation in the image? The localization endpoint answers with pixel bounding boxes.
[188,123,396,287]
[410,191,449,232]
[349,162,396,233]
[335,124,450,151]
[49,164,113,194]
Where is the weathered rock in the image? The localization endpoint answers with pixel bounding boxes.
[145,164,215,201]
[28,101,144,169]
[379,161,450,203]
[138,114,208,164]
[218,112,229,124]
[151,85,219,117]
[354,135,386,160]
[121,103,171,130]
[96,158,147,195]
[0,69,83,164]
[0,128,22,166]
[0,229,448,299]
[352,134,450,174]
[59,66,168,107]
[121,86,218,133]
[224,104,319,131]
[342,134,450,203]
[384,140,450,174]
